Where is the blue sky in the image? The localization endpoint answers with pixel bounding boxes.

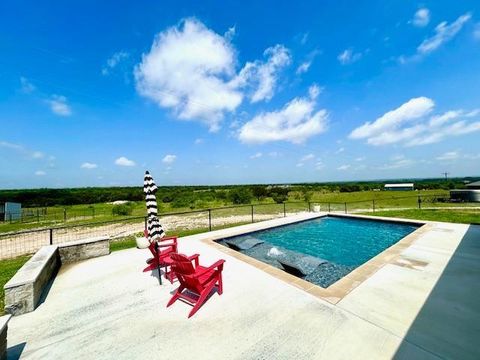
[1,0,479,188]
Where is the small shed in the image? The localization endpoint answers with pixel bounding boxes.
[0,202,22,221]
[465,181,480,189]
[384,183,414,191]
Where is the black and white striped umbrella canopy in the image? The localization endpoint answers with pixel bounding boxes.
[143,171,165,241]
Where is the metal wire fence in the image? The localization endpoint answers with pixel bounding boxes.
[0,194,476,260]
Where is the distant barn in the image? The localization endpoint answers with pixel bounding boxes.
[450,181,480,202]
[384,183,414,191]
[0,202,22,221]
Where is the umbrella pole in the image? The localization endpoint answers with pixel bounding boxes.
[155,242,162,285]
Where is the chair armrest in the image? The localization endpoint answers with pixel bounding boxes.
[196,259,225,276]
[161,235,178,241]
[188,254,200,267]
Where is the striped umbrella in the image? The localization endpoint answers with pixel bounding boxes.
[143,171,165,241]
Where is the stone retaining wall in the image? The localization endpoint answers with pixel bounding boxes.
[0,315,10,360]
[4,236,110,316]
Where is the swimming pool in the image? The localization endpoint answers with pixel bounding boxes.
[217,216,419,287]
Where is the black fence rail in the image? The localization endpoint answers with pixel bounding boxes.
[0,194,475,260]
[0,202,311,260]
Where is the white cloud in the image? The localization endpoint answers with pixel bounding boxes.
[335,147,345,154]
[412,8,430,27]
[81,162,98,169]
[296,61,311,75]
[350,97,480,147]
[355,156,365,162]
[135,18,243,131]
[194,138,204,145]
[115,156,136,166]
[250,152,263,159]
[337,48,362,65]
[47,95,72,116]
[474,23,480,40]
[300,153,315,162]
[236,44,291,103]
[238,85,328,144]
[0,141,49,160]
[135,19,294,131]
[162,154,177,164]
[268,151,280,157]
[436,151,459,161]
[300,33,309,45]
[417,13,471,55]
[380,155,415,170]
[35,170,46,176]
[102,51,129,75]
[337,164,350,170]
[315,161,325,170]
[20,77,35,93]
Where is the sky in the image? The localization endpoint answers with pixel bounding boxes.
[0,0,479,189]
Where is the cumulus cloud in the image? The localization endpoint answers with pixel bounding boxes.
[417,13,471,54]
[350,97,480,147]
[35,170,46,176]
[81,162,98,169]
[102,51,129,75]
[296,61,311,75]
[20,77,35,93]
[436,151,459,161]
[0,141,48,160]
[300,153,315,162]
[412,8,430,27]
[337,48,362,65]
[235,44,291,103]
[380,155,415,170]
[474,23,480,40]
[47,95,72,116]
[194,138,204,145]
[337,164,350,170]
[135,19,243,131]
[162,154,177,164]
[134,18,292,131]
[238,85,327,144]
[250,152,263,159]
[115,156,136,166]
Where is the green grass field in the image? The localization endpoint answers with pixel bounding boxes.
[365,209,480,224]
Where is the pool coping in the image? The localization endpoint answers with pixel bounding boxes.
[201,212,429,304]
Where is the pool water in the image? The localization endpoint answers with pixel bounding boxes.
[218,216,419,287]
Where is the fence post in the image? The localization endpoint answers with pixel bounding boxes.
[251,205,254,223]
[9,213,12,223]
[63,209,67,222]
[308,202,311,212]
[344,202,347,214]
[208,209,212,231]
[372,199,375,213]
[283,203,286,217]
[37,209,40,222]
[328,203,331,212]
[49,228,53,245]
[418,196,422,209]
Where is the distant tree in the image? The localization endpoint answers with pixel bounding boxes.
[271,192,288,204]
[251,186,268,201]
[229,188,253,204]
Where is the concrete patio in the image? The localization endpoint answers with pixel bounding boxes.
[6,214,480,359]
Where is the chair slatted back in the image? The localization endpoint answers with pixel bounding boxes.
[170,253,203,294]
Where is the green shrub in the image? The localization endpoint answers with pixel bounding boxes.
[229,188,253,204]
[271,193,288,204]
[112,203,134,216]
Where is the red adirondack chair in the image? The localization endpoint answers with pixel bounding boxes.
[167,253,225,318]
[143,229,178,283]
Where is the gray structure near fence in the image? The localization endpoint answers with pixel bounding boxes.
[0,202,21,222]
